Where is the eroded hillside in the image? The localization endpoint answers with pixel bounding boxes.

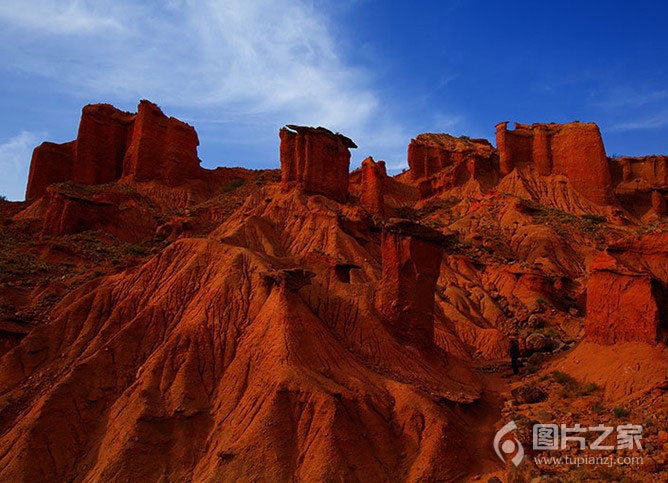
[0,102,666,482]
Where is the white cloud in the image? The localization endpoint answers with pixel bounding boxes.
[593,88,668,109]
[0,0,382,133]
[0,0,124,35]
[608,112,668,132]
[0,0,463,183]
[0,131,43,201]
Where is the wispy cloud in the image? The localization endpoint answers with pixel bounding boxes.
[0,0,382,136]
[592,88,668,109]
[0,131,43,201]
[0,0,125,35]
[608,111,668,132]
[0,0,463,183]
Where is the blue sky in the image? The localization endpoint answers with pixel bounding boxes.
[0,0,667,200]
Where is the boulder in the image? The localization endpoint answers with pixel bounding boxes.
[511,383,548,404]
[524,333,552,353]
[527,314,544,329]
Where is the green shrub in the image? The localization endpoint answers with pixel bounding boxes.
[581,214,607,224]
[552,371,577,386]
[552,371,599,397]
[395,205,419,220]
[580,382,599,396]
[613,406,629,418]
[592,402,605,414]
[221,178,245,193]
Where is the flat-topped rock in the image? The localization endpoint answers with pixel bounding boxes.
[279,124,356,203]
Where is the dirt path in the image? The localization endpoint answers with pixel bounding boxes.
[459,361,516,480]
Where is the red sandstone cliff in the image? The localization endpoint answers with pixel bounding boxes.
[279,125,356,203]
[609,154,668,219]
[585,233,668,344]
[25,141,77,201]
[359,156,386,215]
[123,100,202,184]
[26,100,203,200]
[376,220,448,346]
[495,121,615,206]
[407,133,498,199]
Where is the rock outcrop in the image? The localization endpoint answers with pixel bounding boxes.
[123,101,201,184]
[586,268,661,344]
[407,134,498,198]
[377,220,448,345]
[25,100,202,200]
[495,121,615,206]
[610,155,668,189]
[359,156,386,215]
[609,155,668,218]
[408,134,496,180]
[40,184,157,243]
[585,233,668,344]
[261,268,316,292]
[279,125,356,203]
[25,141,76,201]
[73,103,135,186]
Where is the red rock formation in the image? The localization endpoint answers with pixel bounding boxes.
[41,184,156,243]
[377,220,447,345]
[360,156,385,215]
[279,125,356,203]
[25,100,202,200]
[531,124,552,176]
[652,191,667,216]
[408,133,496,180]
[25,141,76,201]
[496,121,615,205]
[585,233,668,344]
[610,155,668,188]
[73,104,135,186]
[609,155,668,218]
[406,134,498,198]
[495,122,513,176]
[122,100,201,185]
[0,193,483,482]
[10,98,668,483]
[586,268,661,344]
